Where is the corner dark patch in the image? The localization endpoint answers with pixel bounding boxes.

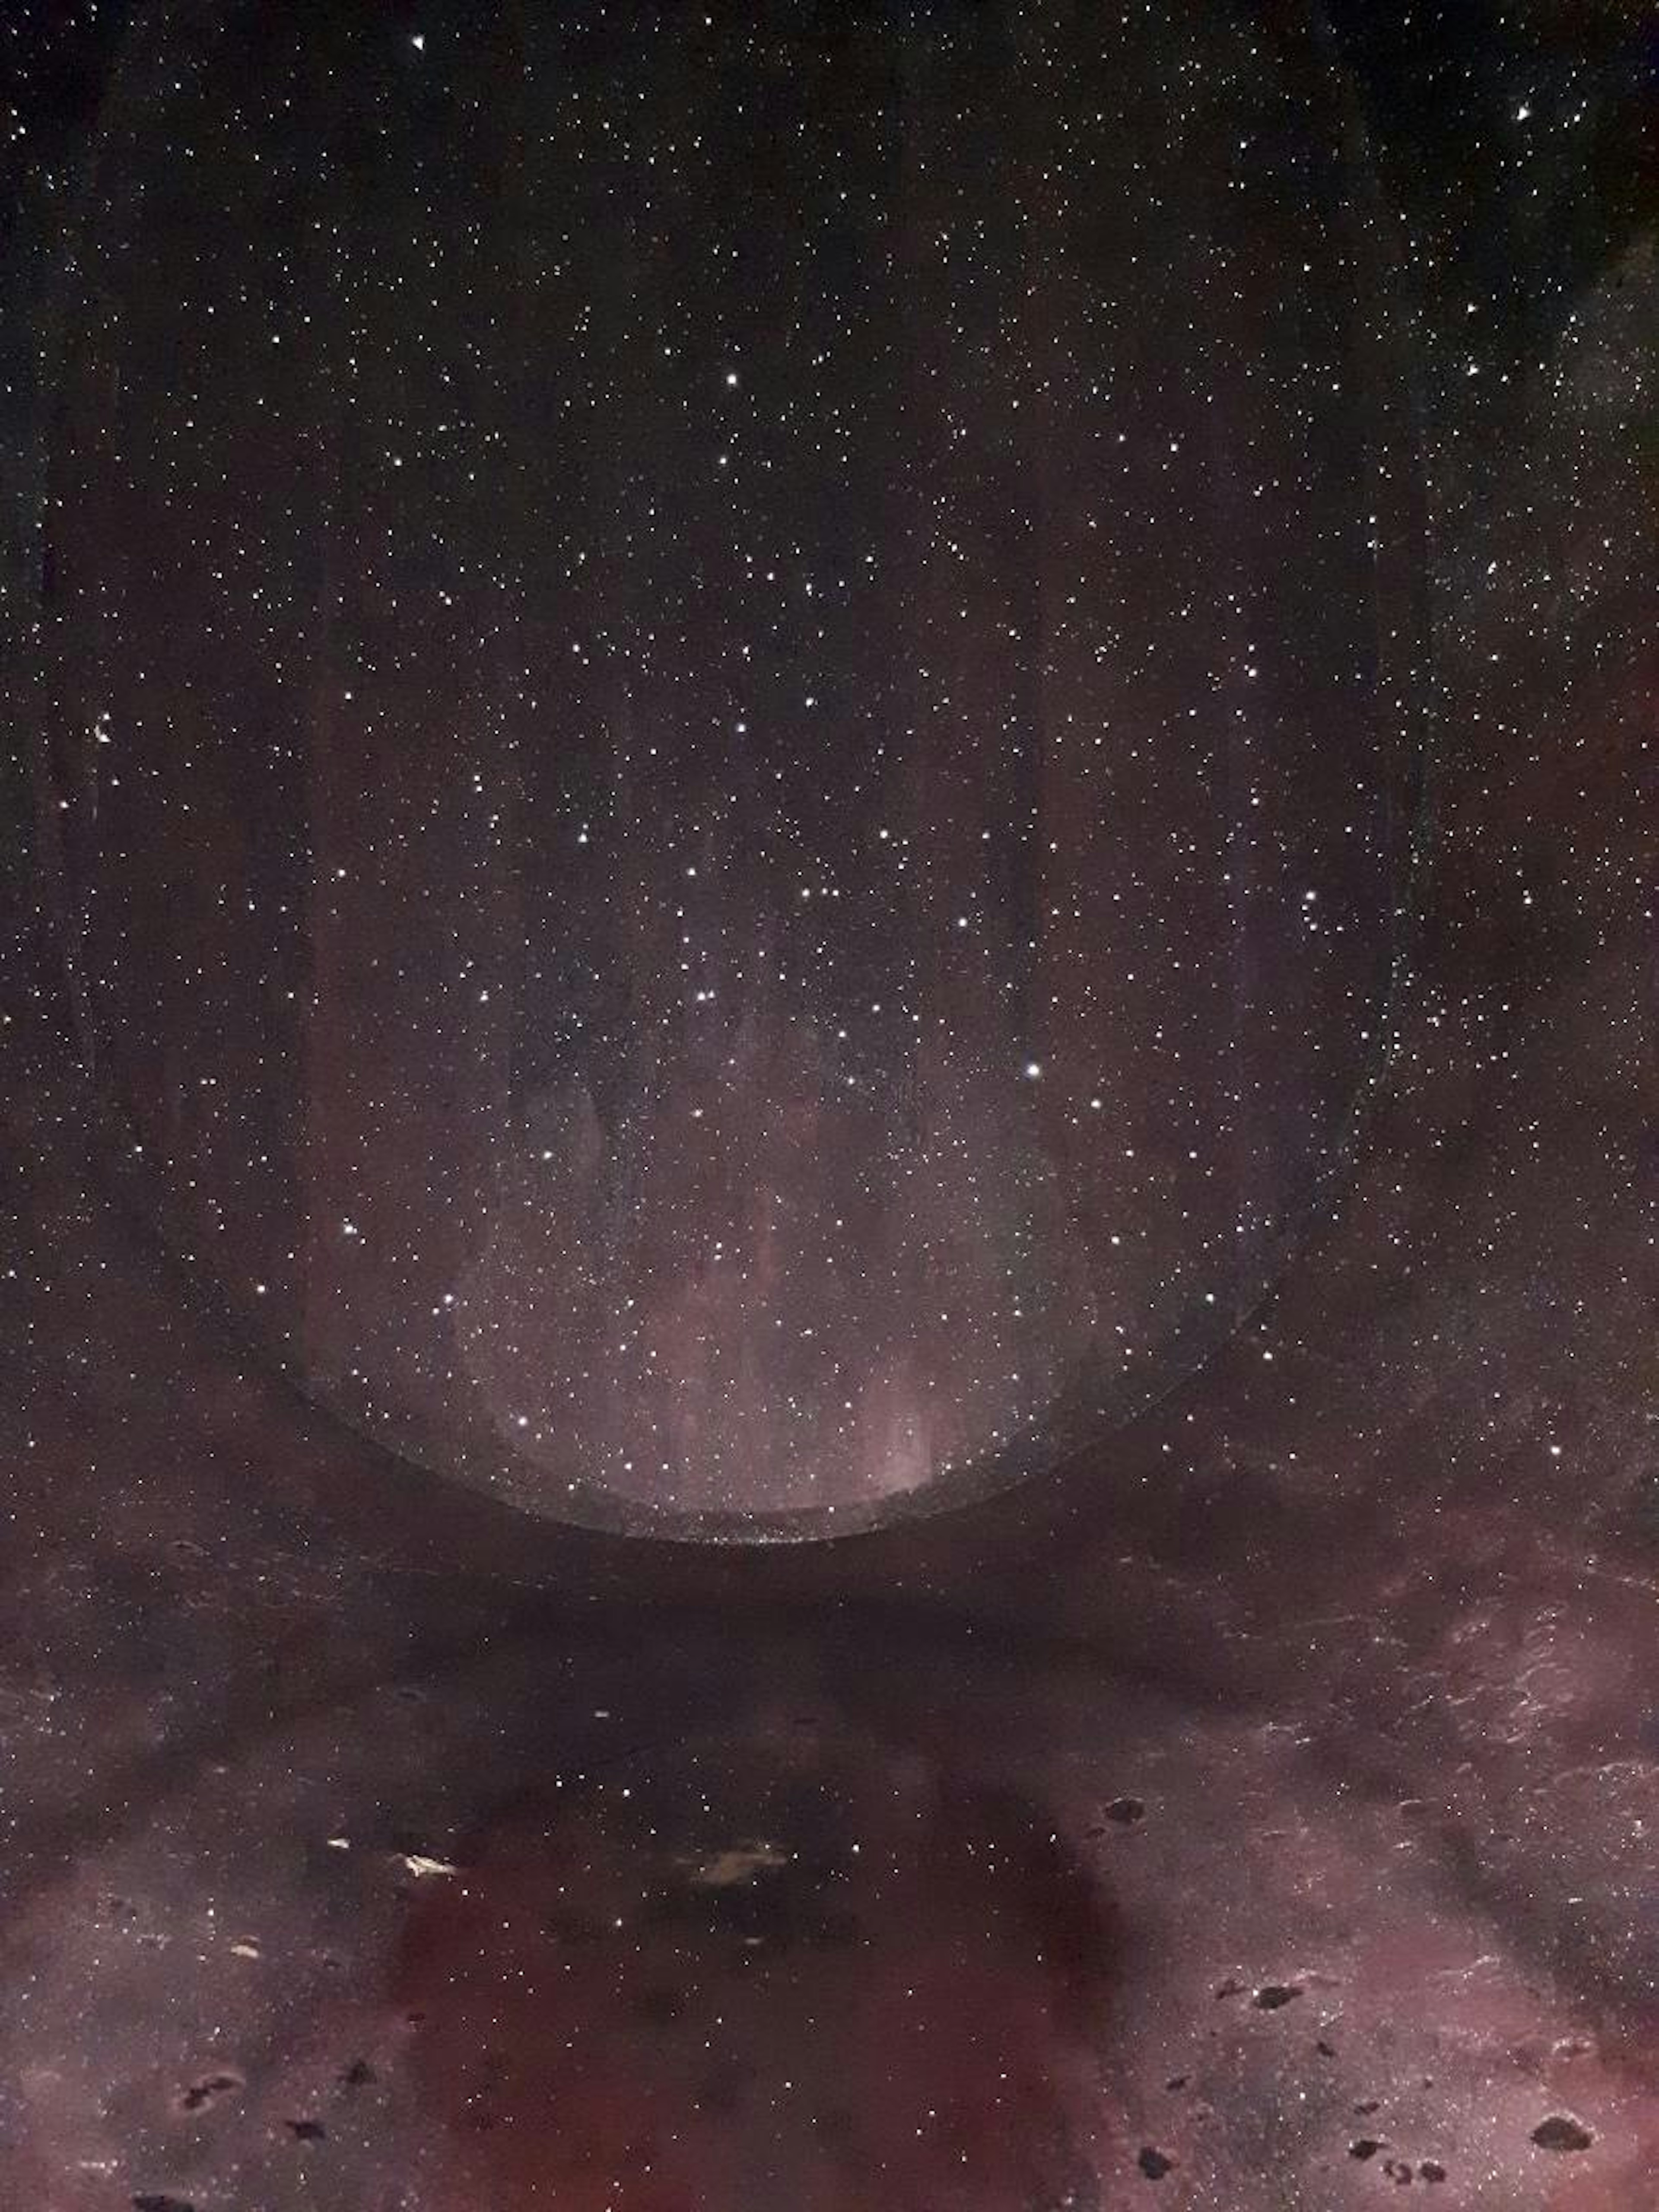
[698,2063,752,2115]
[1137,2146,1175,2179]
[1350,2139,1383,2160]
[544,1909,608,1945]
[1531,2115,1592,2153]
[1103,1796,1147,1825]
[287,2118,327,2142]
[634,1984,687,2025]
[133,2197,197,2212]
[1420,2163,1447,2183]
[340,2057,377,2089]
[1252,1983,1302,2009]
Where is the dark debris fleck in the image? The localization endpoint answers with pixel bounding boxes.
[177,2071,242,2114]
[1531,2116,1593,2153]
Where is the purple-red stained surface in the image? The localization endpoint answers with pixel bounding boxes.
[398,1741,1116,2210]
[44,0,1417,1532]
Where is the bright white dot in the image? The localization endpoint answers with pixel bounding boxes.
[410,31,425,51]
[1023,1062,1042,1081]
[725,370,740,387]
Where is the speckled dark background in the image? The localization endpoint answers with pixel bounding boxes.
[0,3,1655,2207]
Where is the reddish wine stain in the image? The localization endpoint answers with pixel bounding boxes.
[399,1736,1117,2209]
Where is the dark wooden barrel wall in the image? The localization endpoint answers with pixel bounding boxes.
[44,3,1421,1534]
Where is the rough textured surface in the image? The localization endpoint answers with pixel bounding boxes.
[0,3,1655,2207]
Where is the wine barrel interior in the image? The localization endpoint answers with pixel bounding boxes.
[43,2,1421,1536]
